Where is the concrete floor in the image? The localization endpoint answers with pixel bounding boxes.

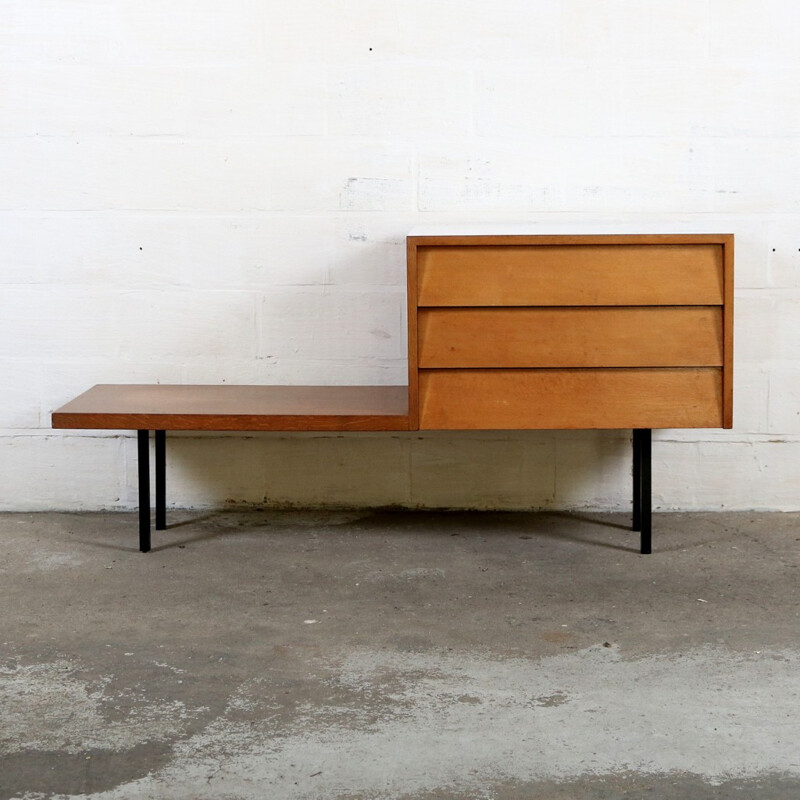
[2,510,799,799]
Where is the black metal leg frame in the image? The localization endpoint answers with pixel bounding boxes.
[134,428,654,554]
[632,428,652,555]
[136,430,166,553]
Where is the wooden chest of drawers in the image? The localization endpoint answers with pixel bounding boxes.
[407,233,733,431]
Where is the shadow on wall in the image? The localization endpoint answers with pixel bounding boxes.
[152,430,633,513]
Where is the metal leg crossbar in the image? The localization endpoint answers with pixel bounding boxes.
[134,428,654,554]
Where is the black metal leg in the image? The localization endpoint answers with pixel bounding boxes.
[137,430,151,553]
[632,429,642,532]
[155,430,166,531]
[639,429,652,555]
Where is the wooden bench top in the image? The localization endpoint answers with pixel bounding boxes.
[52,384,410,431]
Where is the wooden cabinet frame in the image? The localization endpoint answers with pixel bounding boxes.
[407,233,734,432]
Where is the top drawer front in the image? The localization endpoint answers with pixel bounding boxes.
[416,244,724,306]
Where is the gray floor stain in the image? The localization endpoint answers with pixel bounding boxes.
[1,660,198,757]
[3,509,800,800]
[18,644,800,800]
[2,743,174,799]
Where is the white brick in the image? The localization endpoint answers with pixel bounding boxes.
[0,213,51,284]
[178,358,289,386]
[656,440,800,511]
[655,440,756,511]
[266,139,413,213]
[733,294,774,366]
[329,62,473,139]
[558,138,715,214]
[0,212,340,291]
[121,433,410,514]
[0,139,273,212]
[419,138,716,214]
[765,218,800,288]
[709,0,800,63]
[733,293,800,365]
[410,433,555,510]
[620,65,800,139]
[417,142,564,213]
[732,364,770,435]
[0,361,42,429]
[729,218,772,290]
[750,441,800,510]
[553,432,632,510]
[331,142,414,213]
[697,138,800,212]
[475,61,622,138]
[0,434,125,511]
[767,367,800,433]
[274,0,404,64]
[0,212,183,288]
[330,214,415,286]
[561,0,709,61]
[112,290,259,361]
[179,357,401,387]
[773,296,800,362]
[177,215,335,289]
[0,0,120,67]
[151,435,268,508]
[259,287,405,364]
[0,287,118,361]
[0,63,327,139]
[262,434,410,507]
[112,1,263,67]
[0,286,259,362]
[400,0,561,61]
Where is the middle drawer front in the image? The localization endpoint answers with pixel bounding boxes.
[418,307,723,368]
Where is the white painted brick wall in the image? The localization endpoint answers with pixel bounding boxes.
[2,0,799,513]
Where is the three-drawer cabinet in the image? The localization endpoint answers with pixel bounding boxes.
[407,233,733,431]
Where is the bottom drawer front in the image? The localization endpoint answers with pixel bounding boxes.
[419,369,723,430]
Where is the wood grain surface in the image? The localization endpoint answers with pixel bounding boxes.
[416,243,724,306]
[419,368,723,430]
[53,234,733,435]
[418,306,723,368]
[52,385,410,431]
[722,236,735,427]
